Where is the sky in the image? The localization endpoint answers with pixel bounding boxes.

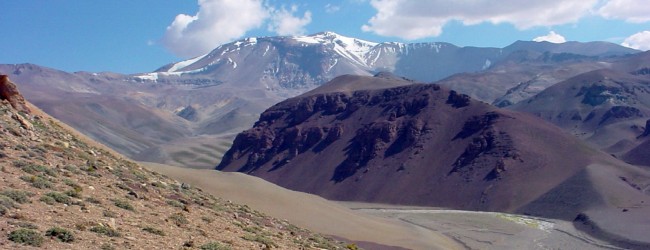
[1,0,649,74]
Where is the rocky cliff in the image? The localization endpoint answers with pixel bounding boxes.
[217,74,598,212]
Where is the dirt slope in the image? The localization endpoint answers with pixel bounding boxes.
[0,79,346,249]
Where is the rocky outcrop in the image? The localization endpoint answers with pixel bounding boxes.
[217,75,595,211]
[640,119,650,138]
[598,106,643,125]
[176,105,198,121]
[0,75,30,113]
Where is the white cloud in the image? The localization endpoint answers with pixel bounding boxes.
[325,4,341,13]
[622,31,650,51]
[362,0,598,40]
[533,31,567,43]
[267,5,312,36]
[598,0,650,23]
[162,0,268,57]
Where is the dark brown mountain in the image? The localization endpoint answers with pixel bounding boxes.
[217,74,650,248]
[218,74,601,211]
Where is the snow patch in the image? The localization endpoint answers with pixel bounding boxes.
[482,59,492,70]
[167,53,208,72]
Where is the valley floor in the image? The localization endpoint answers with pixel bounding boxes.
[142,162,628,250]
[343,202,624,250]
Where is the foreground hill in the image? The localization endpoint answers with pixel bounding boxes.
[0,76,345,249]
[217,74,650,247]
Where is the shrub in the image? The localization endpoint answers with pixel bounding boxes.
[168,213,189,227]
[166,199,184,208]
[8,228,43,246]
[346,243,360,250]
[90,225,121,237]
[46,227,75,242]
[64,189,82,198]
[17,163,57,177]
[63,179,81,189]
[142,226,165,236]
[85,197,102,204]
[20,175,54,189]
[39,195,56,205]
[200,242,231,250]
[113,199,134,211]
[0,189,32,203]
[45,192,71,204]
[242,234,277,248]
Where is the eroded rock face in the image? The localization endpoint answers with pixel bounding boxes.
[640,119,650,138]
[217,76,593,210]
[599,106,643,125]
[0,75,30,113]
[449,112,520,182]
[176,105,198,121]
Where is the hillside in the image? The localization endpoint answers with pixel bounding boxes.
[216,74,650,248]
[0,76,346,249]
[509,52,650,165]
[217,74,597,210]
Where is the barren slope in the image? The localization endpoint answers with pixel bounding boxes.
[0,78,346,249]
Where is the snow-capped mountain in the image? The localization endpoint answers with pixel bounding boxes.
[134,31,637,94]
[3,32,640,168]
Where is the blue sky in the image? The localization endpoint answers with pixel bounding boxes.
[1,0,649,74]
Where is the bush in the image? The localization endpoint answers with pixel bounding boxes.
[39,195,56,205]
[113,199,134,211]
[45,192,71,204]
[90,225,121,237]
[200,242,231,250]
[0,189,32,203]
[242,234,277,248]
[0,195,17,214]
[142,226,165,236]
[63,179,82,189]
[8,228,43,246]
[166,199,184,208]
[46,227,75,242]
[20,175,53,189]
[17,163,57,177]
[64,189,82,198]
[168,213,189,227]
[85,197,102,204]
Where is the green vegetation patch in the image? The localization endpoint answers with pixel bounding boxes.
[113,199,134,211]
[44,192,71,204]
[142,226,165,236]
[200,241,231,250]
[0,189,32,203]
[8,228,43,246]
[46,227,75,242]
[90,225,121,237]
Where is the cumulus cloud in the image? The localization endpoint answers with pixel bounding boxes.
[598,0,650,23]
[162,0,269,57]
[622,31,650,51]
[362,0,598,40]
[533,31,567,43]
[267,5,313,36]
